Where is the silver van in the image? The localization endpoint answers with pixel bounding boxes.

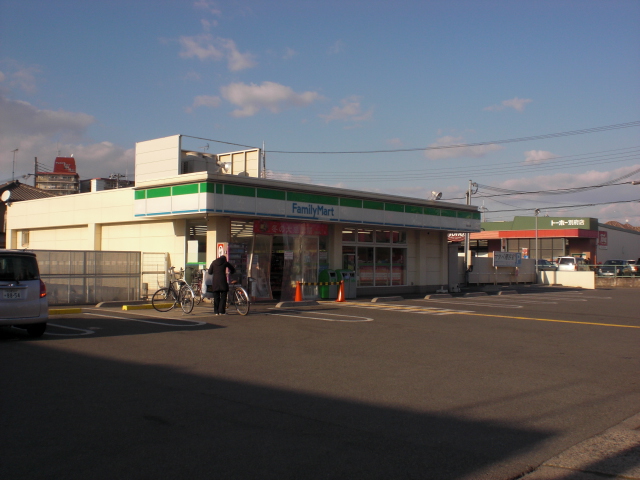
[556,256,590,272]
[0,250,48,337]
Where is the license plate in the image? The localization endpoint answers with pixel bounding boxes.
[2,290,22,300]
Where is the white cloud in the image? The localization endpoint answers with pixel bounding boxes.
[220,81,322,117]
[186,95,221,113]
[319,96,373,123]
[178,34,256,71]
[484,97,532,112]
[0,59,42,94]
[524,150,556,165]
[194,0,222,16]
[283,47,297,60]
[425,135,504,160]
[386,138,403,147]
[0,95,133,182]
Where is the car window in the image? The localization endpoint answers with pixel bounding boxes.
[558,258,574,265]
[0,255,40,282]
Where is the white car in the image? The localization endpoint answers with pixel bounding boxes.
[0,250,48,337]
[556,256,590,271]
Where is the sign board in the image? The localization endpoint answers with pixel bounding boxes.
[493,251,522,267]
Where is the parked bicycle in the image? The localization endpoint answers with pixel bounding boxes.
[151,267,195,314]
[189,268,206,305]
[226,282,250,315]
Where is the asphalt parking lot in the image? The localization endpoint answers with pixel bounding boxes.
[1,286,639,479]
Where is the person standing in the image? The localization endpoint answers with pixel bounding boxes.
[207,255,235,315]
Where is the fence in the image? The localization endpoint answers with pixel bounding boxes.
[34,250,142,305]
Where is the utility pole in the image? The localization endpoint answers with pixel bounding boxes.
[464,180,478,273]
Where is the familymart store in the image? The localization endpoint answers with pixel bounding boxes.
[133,176,480,300]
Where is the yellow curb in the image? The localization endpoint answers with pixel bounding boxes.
[122,304,171,310]
[49,308,82,315]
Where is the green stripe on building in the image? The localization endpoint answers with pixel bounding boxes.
[441,209,457,217]
[257,188,286,200]
[424,207,440,216]
[134,190,146,200]
[363,200,384,210]
[405,205,423,214]
[200,182,216,193]
[224,185,255,197]
[172,184,199,196]
[385,203,404,212]
[147,187,171,199]
[340,198,362,208]
[287,192,339,205]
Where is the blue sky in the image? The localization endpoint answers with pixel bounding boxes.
[2,0,639,224]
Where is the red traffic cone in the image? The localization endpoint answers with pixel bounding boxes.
[294,281,303,302]
[336,280,346,302]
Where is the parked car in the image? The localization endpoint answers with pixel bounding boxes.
[556,256,590,271]
[536,259,557,271]
[597,259,636,277]
[628,260,638,275]
[0,250,48,337]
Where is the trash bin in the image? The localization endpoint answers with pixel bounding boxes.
[336,270,357,299]
[318,269,337,299]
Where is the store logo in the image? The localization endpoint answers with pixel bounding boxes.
[291,203,336,218]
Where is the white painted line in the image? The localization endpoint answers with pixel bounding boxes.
[266,309,373,322]
[45,324,95,336]
[84,312,207,327]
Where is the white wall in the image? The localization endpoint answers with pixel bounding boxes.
[597,225,640,262]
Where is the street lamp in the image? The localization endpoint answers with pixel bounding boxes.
[11,149,18,181]
[534,208,540,281]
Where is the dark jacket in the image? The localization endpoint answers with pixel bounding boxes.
[207,255,236,292]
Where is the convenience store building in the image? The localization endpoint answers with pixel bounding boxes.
[5,135,481,300]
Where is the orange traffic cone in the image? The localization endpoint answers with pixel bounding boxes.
[294,281,303,301]
[336,280,346,302]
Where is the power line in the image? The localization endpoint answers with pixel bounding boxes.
[267,121,640,154]
[489,198,640,213]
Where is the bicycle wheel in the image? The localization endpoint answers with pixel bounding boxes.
[152,288,177,312]
[192,282,204,305]
[233,287,250,316]
[180,286,195,314]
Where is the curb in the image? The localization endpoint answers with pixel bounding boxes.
[122,304,163,311]
[463,292,488,297]
[371,296,404,303]
[424,293,453,299]
[275,300,319,308]
[498,290,518,295]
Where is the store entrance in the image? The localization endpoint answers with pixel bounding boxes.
[269,235,319,301]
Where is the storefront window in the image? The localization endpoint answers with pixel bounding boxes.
[375,230,391,243]
[392,248,406,285]
[357,247,374,286]
[375,247,391,286]
[392,231,406,244]
[342,228,408,287]
[342,228,356,242]
[358,229,374,242]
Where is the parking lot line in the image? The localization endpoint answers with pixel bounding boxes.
[459,311,640,329]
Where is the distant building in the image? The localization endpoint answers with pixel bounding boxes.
[35,157,80,195]
[80,177,134,193]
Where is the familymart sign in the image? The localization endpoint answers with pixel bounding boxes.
[134,181,481,232]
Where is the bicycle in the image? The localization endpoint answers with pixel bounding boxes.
[189,269,206,305]
[226,282,250,315]
[151,267,195,314]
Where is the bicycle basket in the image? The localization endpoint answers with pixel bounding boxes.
[170,269,184,280]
